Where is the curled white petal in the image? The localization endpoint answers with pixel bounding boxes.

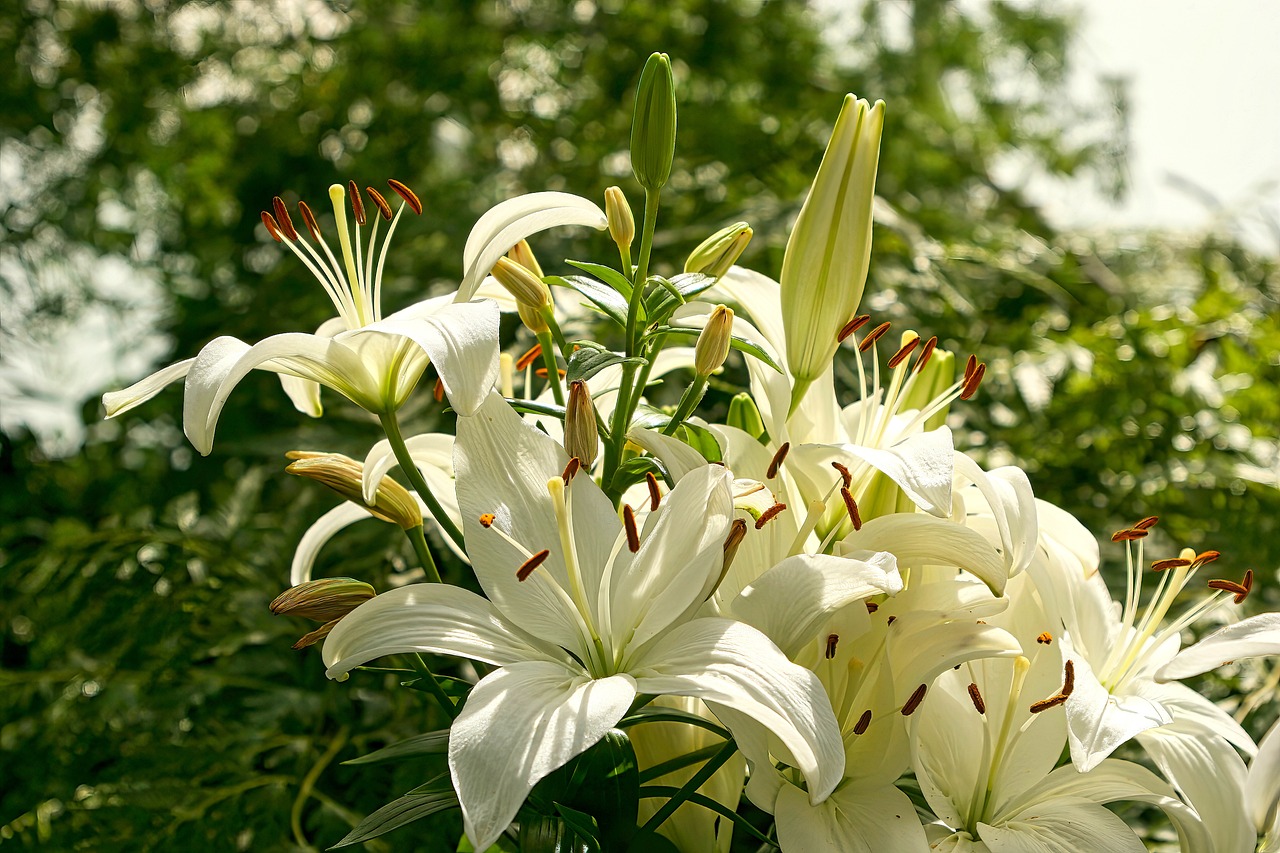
[102,357,195,417]
[1155,612,1280,682]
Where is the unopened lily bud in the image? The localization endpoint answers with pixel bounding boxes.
[781,94,885,409]
[564,380,599,468]
[727,393,766,439]
[604,186,635,251]
[630,52,677,192]
[285,451,422,529]
[507,239,544,279]
[270,577,375,623]
[492,256,552,335]
[694,305,734,377]
[685,222,752,279]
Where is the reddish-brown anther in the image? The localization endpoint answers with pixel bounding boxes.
[766,442,790,479]
[901,684,927,716]
[914,336,939,373]
[959,363,986,400]
[858,321,891,352]
[755,502,787,530]
[840,487,863,531]
[645,472,661,511]
[365,187,393,221]
[387,179,422,214]
[623,504,641,553]
[560,457,581,483]
[273,196,299,240]
[517,549,550,582]
[348,180,366,225]
[1134,516,1160,530]
[967,682,986,715]
[298,200,322,240]
[825,633,839,660]
[515,343,542,371]
[838,314,871,342]
[887,336,919,369]
[261,211,284,242]
[853,710,872,735]
[831,461,852,489]
[1152,558,1191,572]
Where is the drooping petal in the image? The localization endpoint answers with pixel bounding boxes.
[362,432,455,504]
[183,333,378,455]
[1060,632,1171,772]
[1155,612,1280,681]
[626,425,709,482]
[459,192,608,301]
[610,465,735,650]
[629,617,845,803]
[1135,678,1255,755]
[954,454,1038,578]
[1249,720,1280,843]
[448,661,636,852]
[102,357,195,417]
[290,502,376,586]
[364,299,500,417]
[278,373,324,417]
[1000,759,1211,853]
[322,583,570,677]
[838,513,1009,596]
[979,798,1145,853]
[730,551,901,659]
[790,427,955,517]
[1137,728,1254,853]
[775,780,929,853]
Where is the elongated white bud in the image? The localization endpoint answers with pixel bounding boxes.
[695,304,734,377]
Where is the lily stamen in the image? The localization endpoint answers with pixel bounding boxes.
[517,549,551,582]
[766,442,791,479]
[968,682,986,715]
[623,504,641,553]
[838,314,871,342]
[645,472,662,510]
[901,683,928,716]
[755,502,788,529]
[852,710,872,735]
[825,633,840,660]
[839,487,863,531]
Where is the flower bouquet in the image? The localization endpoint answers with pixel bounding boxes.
[106,53,1279,852]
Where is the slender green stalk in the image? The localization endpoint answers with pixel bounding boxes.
[541,307,569,354]
[405,524,442,584]
[379,410,465,552]
[618,243,633,280]
[661,373,709,435]
[408,653,459,719]
[535,330,564,405]
[639,740,738,833]
[291,725,349,848]
[638,743,726,783]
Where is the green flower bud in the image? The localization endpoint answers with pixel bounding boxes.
[630,52,677,192]
[564,380,599,468]
[507,239,544,278]
[285,451,422,530]
[685,222,752,279]
[491,256,552,335]
[726,392,766,440]
[694,304,735,377]
[269,577,376,623]
[781,94,885,409]
[604,186,635,251]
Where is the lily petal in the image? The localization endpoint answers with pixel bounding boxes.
[630,617,845,803]
[839,513,1009,596]
[362,433,455,504]
[791,427,955,517]
[322,583,570,677]
[103,357,195,418]
[1155,612,1280,681]
[979,799,1145,853]
[290,502,375,586]
[731,551,901,659]
[626,425,709,482]
[1249,720,1280,842]
[459,192,608,301]
[365,299,500,417]
[1138,728,1254,853]
[448,661,636,851]
[775,780,928,853]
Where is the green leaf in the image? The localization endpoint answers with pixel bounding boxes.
[564,260,635,298]
[550,274,631,327]
[618,707,732,741]
[628,831,683,853]
[565,347,647,385]
[610,455,669,494]
[503,397,567,419]
[341,729,449,765]
[330,774,458,848]
[553,804,602,852]
[518,814,594,853]
[525,730,639,852]
[637,787,773,845]
[678,423,723,463]
[654,324,783,373]
[643,273,715,326]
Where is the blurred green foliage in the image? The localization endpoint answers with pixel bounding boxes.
[2,0,1275,849]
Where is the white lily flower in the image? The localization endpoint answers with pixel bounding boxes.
[1252,719,1280,853]
[913,572,1211,853]
[103,181,499,454]
[1023,512,1259,774]
[321,394,844,850]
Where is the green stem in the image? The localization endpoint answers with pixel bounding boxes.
[541,307,569,354]
[618,243,633,280]
[661,373,709,435]
[408,653,458,719]
[638,743,726,784]
[535,330,564,405]
[405,524,442,584]
[639,740,738,834]
[291,726,349,849]
[626,187,660,358]
[379,410,465,552]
